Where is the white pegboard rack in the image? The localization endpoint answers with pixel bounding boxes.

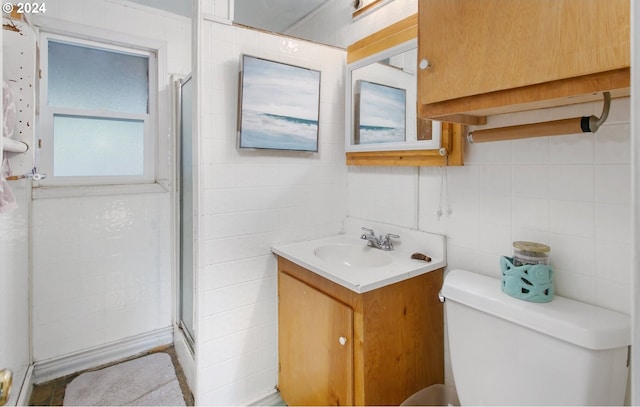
[3,14,37,176]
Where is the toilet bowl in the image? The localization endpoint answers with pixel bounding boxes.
[440,269,630,406]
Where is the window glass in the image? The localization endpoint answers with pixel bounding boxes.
[53,115,144,177]
[41,35,154,184]
[48,41,149,114]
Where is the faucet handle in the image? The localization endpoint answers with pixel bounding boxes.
[380,233,400,250]
[361,227,375,235]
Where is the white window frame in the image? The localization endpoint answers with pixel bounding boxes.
[38,32,158,186]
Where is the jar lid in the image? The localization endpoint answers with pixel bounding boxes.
[513,241,550,253]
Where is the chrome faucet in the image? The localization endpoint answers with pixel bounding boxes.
[360,227,400,251]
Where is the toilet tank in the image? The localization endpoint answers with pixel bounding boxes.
[441,269,630,406]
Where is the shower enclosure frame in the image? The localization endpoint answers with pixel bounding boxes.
[175,74,196,354]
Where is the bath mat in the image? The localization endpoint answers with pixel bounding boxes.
[63,352,186,406]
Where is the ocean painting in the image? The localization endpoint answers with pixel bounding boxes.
[356,80,406,145]
[238,55,321,152]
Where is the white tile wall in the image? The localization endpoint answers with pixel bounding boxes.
[197,22,347,405]
[414,100,631,390]
[631,4,640,403]
[418,98,632,312]
[0,180,30,404]
[29,0,191,362]
[32,193,173,360]
[347,165,419,227]
[2,18,36,404]
[292,0,633,397]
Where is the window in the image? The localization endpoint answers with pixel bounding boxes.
[39,34,156,185]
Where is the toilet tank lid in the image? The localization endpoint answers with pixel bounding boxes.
[441,269,631,350]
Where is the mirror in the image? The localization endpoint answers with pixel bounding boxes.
[346,38,441,152]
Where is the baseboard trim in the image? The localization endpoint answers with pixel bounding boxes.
[248,390,285,406]
[33,326,173,384]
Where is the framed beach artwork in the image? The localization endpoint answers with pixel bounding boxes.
[238,55,321,152]
[354,80,406,145]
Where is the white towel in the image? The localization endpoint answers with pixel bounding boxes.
[1,81,18,213]
[3,81,16,139]
[0,159,17,213]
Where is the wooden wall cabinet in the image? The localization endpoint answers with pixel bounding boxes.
[277,257,444,406]
[418,0,630,124]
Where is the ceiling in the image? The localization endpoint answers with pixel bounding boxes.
[126,0,328,33]
[234,0,327,33]
[128,0,192,18]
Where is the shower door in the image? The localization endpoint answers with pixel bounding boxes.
[178,76,195,349]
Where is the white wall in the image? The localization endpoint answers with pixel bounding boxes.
[351,99,631,312]
[202,0,232,21]
[631,1,639,403]
[299,0,631,313]
[27,0,190,366]
[196,18,347,404]
[0,179,30,405]
[289,0,633,396]
[350,96,632,394]
[421,101,631,313]
[31,193,173,360]
[1,17,37,405]
[0,168,31,403]
[287,0,417,48]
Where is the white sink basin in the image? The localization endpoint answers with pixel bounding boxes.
[314,243,393,268]
[272,222,446,294]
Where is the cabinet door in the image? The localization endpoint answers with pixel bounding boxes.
[418,0,630,105]
[278,272,354,406]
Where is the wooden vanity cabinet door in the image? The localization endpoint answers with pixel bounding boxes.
[418,0,629,110]
[278,272,354,406]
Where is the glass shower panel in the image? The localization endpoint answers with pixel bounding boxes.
[179,76,195,347]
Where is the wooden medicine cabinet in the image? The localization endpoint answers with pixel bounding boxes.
[417,0,630,124]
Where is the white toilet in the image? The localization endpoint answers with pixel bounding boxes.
[441,269,631,406]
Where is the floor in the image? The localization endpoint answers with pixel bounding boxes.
[251,392,288,406]
[29,345,194,406]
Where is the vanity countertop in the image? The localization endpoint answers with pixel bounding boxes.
[272,219,446,293]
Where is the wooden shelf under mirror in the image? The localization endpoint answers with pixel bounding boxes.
[346,121,463,166]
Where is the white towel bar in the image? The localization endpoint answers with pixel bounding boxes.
[467,92,612,144]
